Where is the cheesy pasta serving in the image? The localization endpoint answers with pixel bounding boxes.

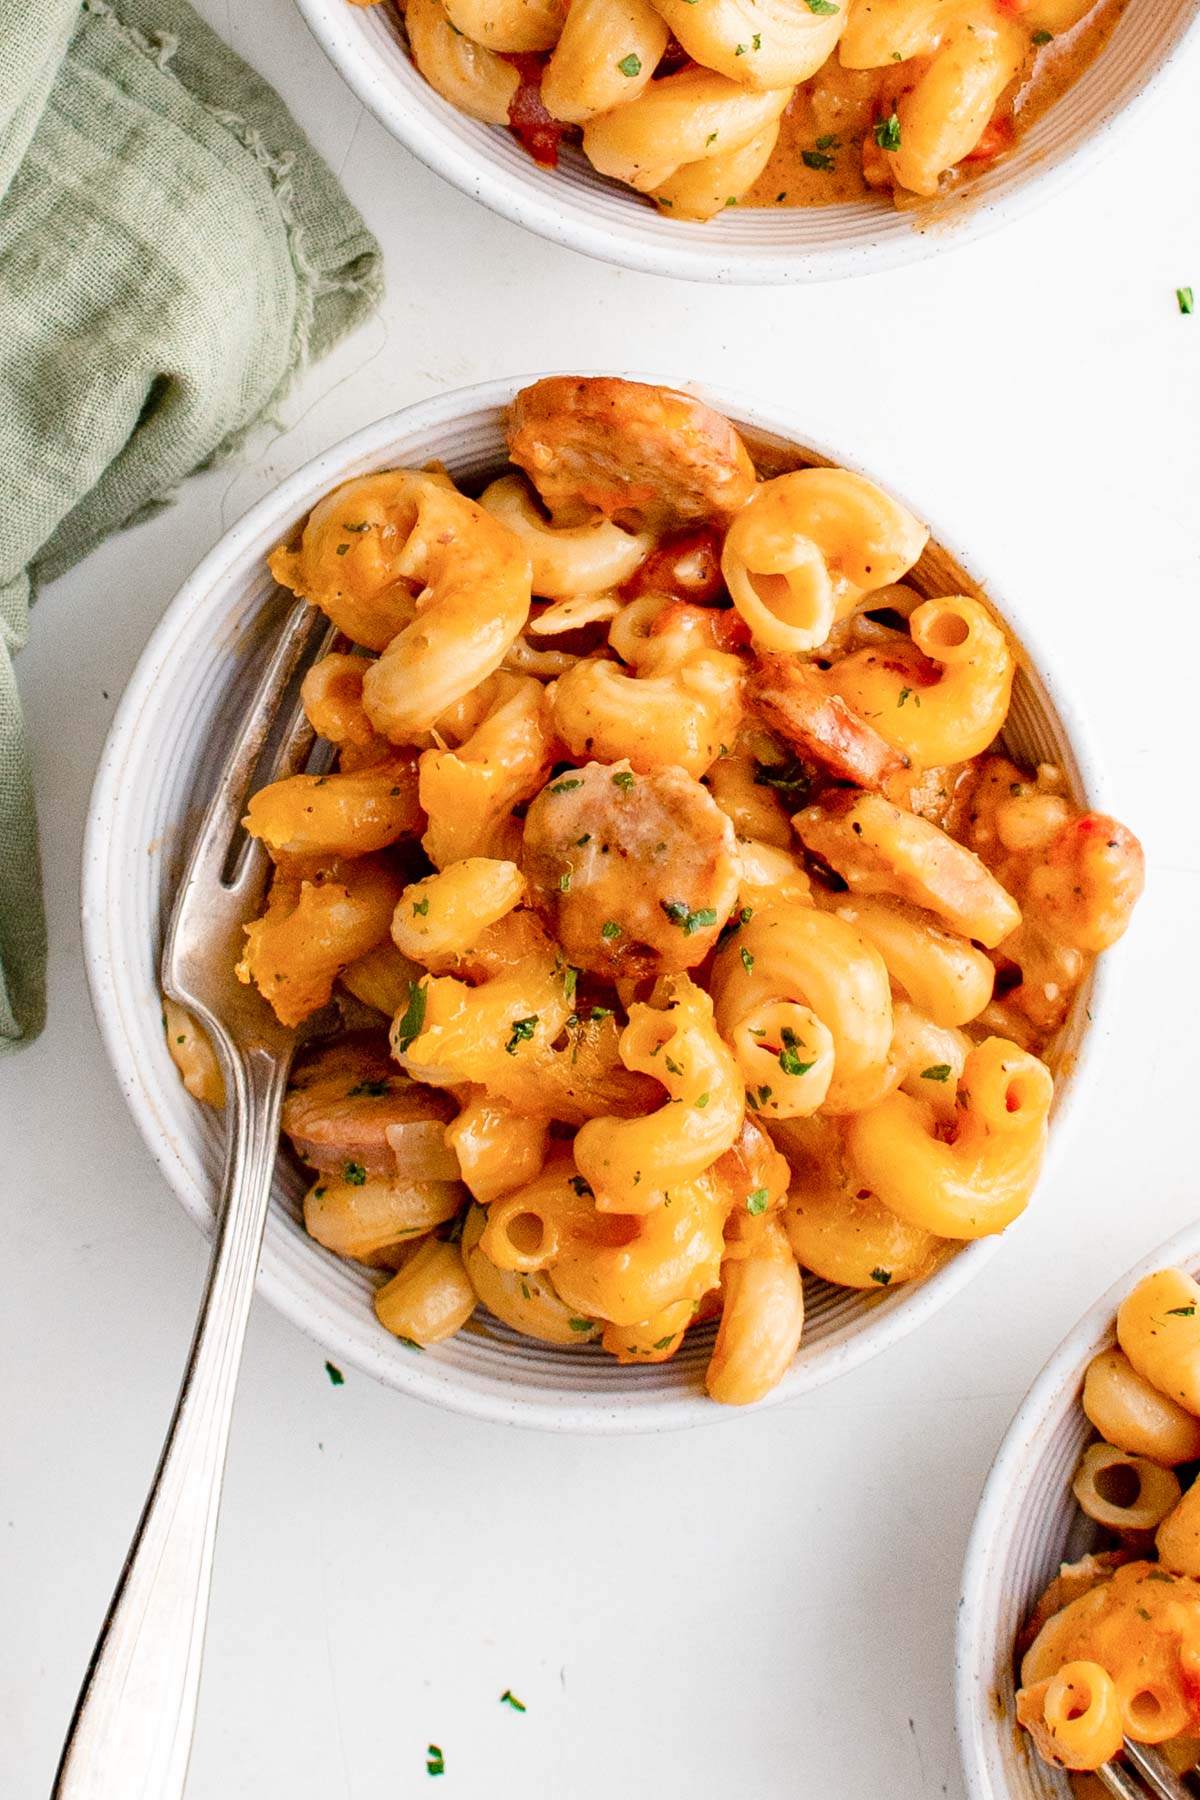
[1015,1270,1200,1790]
[168,377,1143,1406]
[347,0,1124,217]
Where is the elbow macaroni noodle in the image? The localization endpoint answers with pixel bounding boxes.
[179,379,1146,1404]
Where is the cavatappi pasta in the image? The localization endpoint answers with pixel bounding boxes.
[348,0,1126,217]
[168,377,1144,1406]
[1016,1270,1200,1785]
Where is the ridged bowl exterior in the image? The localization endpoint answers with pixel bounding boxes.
[956,1223,1200,1799]
[292,0,1200,283]
[83,375,1112,1431]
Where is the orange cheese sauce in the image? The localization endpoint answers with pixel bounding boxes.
[744,0,1129,212]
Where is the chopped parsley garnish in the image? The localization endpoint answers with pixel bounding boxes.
[568,1317,594,1332]
[335,543,350,555]
[870,1267,892,1286]
[343,1161,367,1185]
[412,895,430,916]
[325,1360,344,1385]
[612,771,635,791]
[505,1016,539,1054]
[652,1334,675,1349]
[741,947,754,973]
[1178,287,1195,315]
[734,41,747,53]
[589,1006,613,1022]
[601,920,621,939]
[706,131,718,146]
[660,899,718,936]
[802,149,835,171]
[874,110,902,151]
[921,1064,952,1082]
[778,1028,815,1078]
[576,833,591,846]
[342,521,371,532]
[617,51,642,75]
[563,966,578,1005]
[395,980,427,1052]
[559,871,571,892]
[569,1175,593,1196]
[752,31,761,46]
[1031,25,1052,40]
[695,1092,710,1108]
[757,1085,772,1105]
[717,905,753,949]
[314,1185,327,1198]
[746,1090,760,1111]
[549,777,582,794]
[815,133,839,150]
[805,0,839,11]
[753,757,811,803]
[348,1079,389,1097]
[427,1745,445,1777]
[746,1188,769,1215]
[664,1054,684,1076]
[500,1691,526,1712]
[1168,1305,1196,1317]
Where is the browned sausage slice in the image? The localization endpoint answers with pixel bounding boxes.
[748,653,906,790]
[507,377,758,532]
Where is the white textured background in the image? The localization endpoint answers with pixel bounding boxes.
[3,4,1199,1795]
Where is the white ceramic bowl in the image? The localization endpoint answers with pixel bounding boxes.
[83,373,1111,1431]
[956,1222,1200,1799]
[294,0,1199,284]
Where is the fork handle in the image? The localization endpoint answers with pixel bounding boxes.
[53,1045,291,1800]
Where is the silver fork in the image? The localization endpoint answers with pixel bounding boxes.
[54,598,334,1800]
[1099,1743,1200,1799]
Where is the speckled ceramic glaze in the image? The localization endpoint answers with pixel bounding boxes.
[83,375,1112,1430]
[956,1223,1200,1799]
[293,0,1200,283]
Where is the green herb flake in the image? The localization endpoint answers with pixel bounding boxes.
[660,899,717,936]
[802,149,835,172]
[664,1054,684,1077]
[559,871,572,892]
[870,1267,892,1286]
[563,966,578,1005]
[395,980,427,1052]
[815,133,839,150]
[325,1360,344,1385]
[1168,1305,1197,1317]
[921,1064,952,1083]
[612,772,635,795]
[778,1028,815,1079]
[569,1175,593,1197]
[1178,287,1195,315]
[757,1085,772,1105]
[753,757,811,803]
[568,1317,594,1332]
[335,543,350,556]
[734,41,747,54]
[874,110,902,151]
[505,1016,539,1054]
[343,1161,367,1186]
[617,51,642,74]
[1031,25,1053,41]
[549,777,583,794]
[348,1079,389,1098]
[500,1690,526,1712]
[775,190,788,202]
[746,1188,769,1215]
[891,48,902,58]
[740,946,755,974]
[652,1334,675,1349]
[746,1090,760,1111]
[427,1745,445,1777]
[695,1093,710,1108]
[706,131,718,146]
[576,832,591,846]
[1136,1606,1152,1621]
[412,895,430,916]
[313,1185,327,1198]
[805,0,839,11]
[752,31,761,46]
[601,920,622,940]
[589,1006,613,1022]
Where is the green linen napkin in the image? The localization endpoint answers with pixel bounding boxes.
[0,0,383,1052]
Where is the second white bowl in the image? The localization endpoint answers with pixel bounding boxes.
[294,0,1200,283]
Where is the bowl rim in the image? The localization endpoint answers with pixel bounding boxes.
[954,1217,1200,1798]
[83,371,1117,1431]
[291,0,1200,285]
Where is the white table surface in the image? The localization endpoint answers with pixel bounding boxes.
[4,5,1199,1795]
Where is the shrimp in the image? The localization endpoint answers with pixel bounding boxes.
[520,760,741,977]
[507,377,758,532]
